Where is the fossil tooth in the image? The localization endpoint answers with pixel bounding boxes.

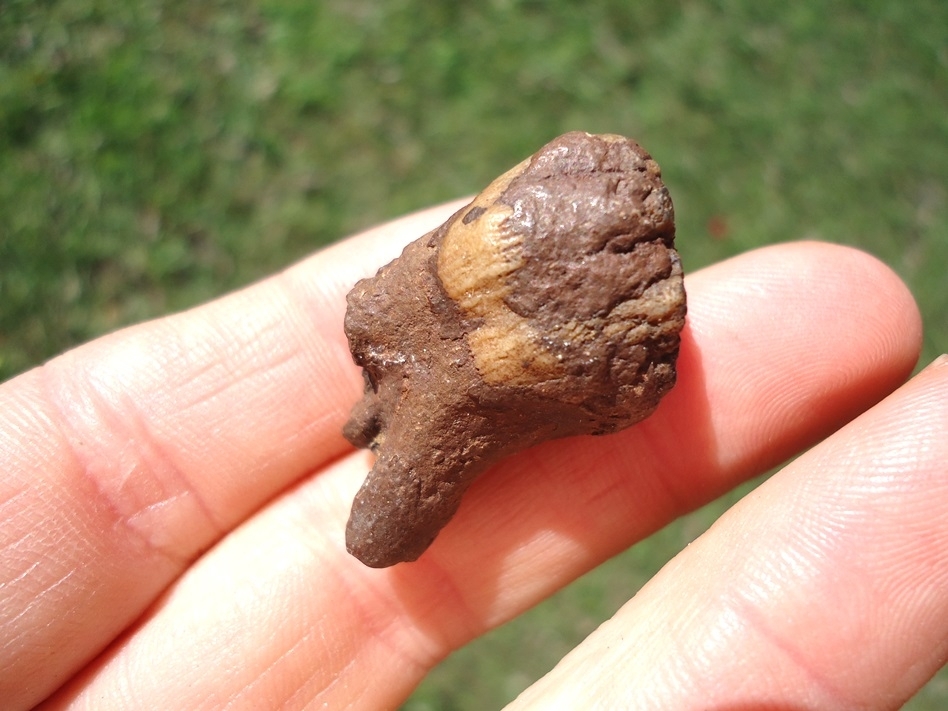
[342,131,686,568]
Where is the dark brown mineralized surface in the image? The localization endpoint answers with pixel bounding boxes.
[343,132,686,567]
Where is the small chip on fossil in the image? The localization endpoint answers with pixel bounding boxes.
[343,131,686,568]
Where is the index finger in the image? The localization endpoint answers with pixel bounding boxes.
[34,240,925,710]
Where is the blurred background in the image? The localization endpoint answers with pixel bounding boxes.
[2,0,946,707]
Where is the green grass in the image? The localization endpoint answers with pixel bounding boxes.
[2,1,946,708]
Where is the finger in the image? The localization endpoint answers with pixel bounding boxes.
[508,356,948,710]
[39,242,923,710]
[0,199,470,710]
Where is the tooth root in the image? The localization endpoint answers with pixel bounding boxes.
[345,412,495,568]
[342,132,687,567]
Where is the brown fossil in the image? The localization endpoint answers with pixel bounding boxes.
[343,132,686,567]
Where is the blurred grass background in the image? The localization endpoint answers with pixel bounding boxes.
[1,0,946,708]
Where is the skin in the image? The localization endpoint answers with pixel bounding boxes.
[0,198,945,710]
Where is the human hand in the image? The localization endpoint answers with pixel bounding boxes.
[1,200,944,710]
